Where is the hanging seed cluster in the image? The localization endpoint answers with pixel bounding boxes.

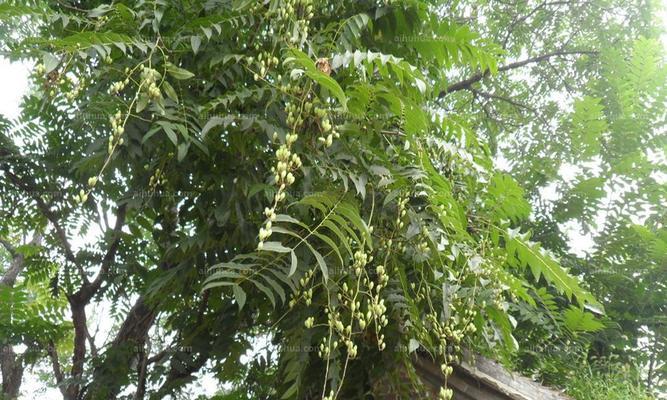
[139,66,162,100]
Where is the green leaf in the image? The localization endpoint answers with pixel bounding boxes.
[157,121,178,146]
[305,242,328,280]
[408,338,420,353]
[321,219,353,257]
[487,306,518,352]
[262,241,292,253]
[135,95,149,113]
[191,35,201,54]
[251,278,276,308]
[177,142,189,162]
[162,81,179,102]
[305,70,347,108]
[281,382,298,399]
[275,214,305,226]
[488,173,531,223]
[142,125,161,143]
[312,231,344,267]
[233,284,246,310]
[285,49,347,108]
[165,62,195,80]
[201,280,235,291]
[261,274,285,304]
[506,233,602,310]
[42,52,59,74]
[289,251,298,277]
[563,306,605,332]
[569,96,608,158]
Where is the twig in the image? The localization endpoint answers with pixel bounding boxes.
[438,49,598,97]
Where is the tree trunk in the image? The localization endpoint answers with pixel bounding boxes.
[0,347,23,399]
[84,296,157,400]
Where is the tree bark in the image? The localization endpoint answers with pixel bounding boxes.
[83,296,157,400]
[0,233,42,399]
[0,348,23,400]
[64,302,88,400]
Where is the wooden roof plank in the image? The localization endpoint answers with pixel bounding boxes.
[413,351,572,400]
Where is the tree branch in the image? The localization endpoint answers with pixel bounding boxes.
[0,237,17,258]
[1,233,42,287]
[471,88,537,113]
[2,168,85,282]
[65,302,87,400]
[84,295,157,400]
[501,1,573,48]
[471,88,551,127]
[63,203,127,399]
[47,340,67,397]
[438,49,598,97]
[77,203,128,303]
[135,338,150,400]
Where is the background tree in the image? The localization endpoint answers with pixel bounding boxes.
[441,1,666,392]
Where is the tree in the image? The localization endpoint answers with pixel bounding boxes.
[444,1,666,392]
[0,0,663,399]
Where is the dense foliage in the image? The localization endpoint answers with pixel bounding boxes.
[0,0,664,399]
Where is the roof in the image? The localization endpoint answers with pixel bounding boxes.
[414,351,572,400]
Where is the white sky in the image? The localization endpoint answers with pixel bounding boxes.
[0,58,31,119]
